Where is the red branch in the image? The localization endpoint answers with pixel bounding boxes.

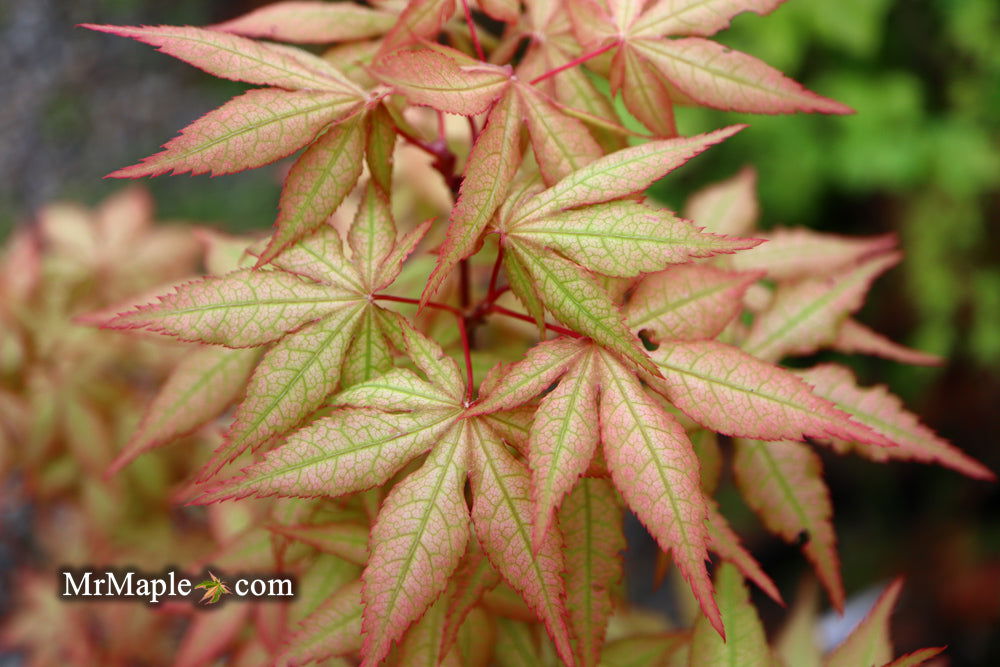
[529,42,617,86]
[461,0,486,61]
[373,293,462,317]
[489,305,582,338]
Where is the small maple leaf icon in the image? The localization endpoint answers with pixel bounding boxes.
[194,572,231,604]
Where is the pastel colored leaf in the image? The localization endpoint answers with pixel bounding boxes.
[882,647,947,667]
[110,88,360,179]
[270,522,369,565]
[744,252,900,362]
[733,438,843,610]
[503,246,549,337]
[510,239,660,377]
[631,0,787,38]
[483,406,536,453]
[395,314,466,400]
[598,633,689,666]
[825,579,903,667]
[616,44,678,137]
[689,562,772,666]
[798,364,994,480]
[517,83,602,186]
[373,218,433,290]
[530,350,600,546]
[727,229,897,280]
[832,320,943,367]
[347,181,396,289]
[598,353,722,638]
[440,547,502,659]
[422,92,522,304]
[213,1,396,43]
[374,48,510,116]
[377,0,456,56]
[559,478,624,667]
[774,580,822,667]
[175,603,250,667]
[293,554,363,624]
[335,367,459,411]
[365,104,397,193]
[341,308,394,388]
[480,0,520,22]
[276,581,363,666]
[398,594,462,667]
[362,423,470,666]
[684,166,758,236]
[269,222,364,292]
[705,500,783,605]
[209,304,364,476]
[193,407,459,502]
[258,113,367,266]
[511,200,760,278]
[651,340,890,445]
[634,37,851,114]
[83,24,361,92]
[565,0,619,50]
[108,346,258,475]
[510,126,745,225]
[468,420,575,665]
[107,269,357,347]
[625,264,762,343]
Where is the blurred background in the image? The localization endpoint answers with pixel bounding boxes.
[0,0,997,663]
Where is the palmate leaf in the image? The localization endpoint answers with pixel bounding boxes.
[213,1,396,43]
[516,82,603,186]
[615,44,679,137]
[631,0,788,39]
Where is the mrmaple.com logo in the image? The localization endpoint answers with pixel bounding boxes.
[59,568,294,605]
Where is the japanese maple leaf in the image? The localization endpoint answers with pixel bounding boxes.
[195,572,232,605]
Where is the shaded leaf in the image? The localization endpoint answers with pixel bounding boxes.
[689,563,771,666]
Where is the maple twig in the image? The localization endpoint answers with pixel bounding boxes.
[461,0,486,61]
[373,293,463,317]
[529,42,617,86]
[489,305,581,338]
[394,124,439,157]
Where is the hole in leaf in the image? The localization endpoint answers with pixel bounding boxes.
[795,530,811,547]
[638,329,659,351]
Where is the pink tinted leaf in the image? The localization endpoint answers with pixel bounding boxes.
[617,44,678,137]
[469,338,586,416]
[511,200,761,278]
[559,478,624,667]
[825,579,903,667]
[108,346,259,475]
[257,112,367,267]
[276,581,363,666]
[634,37,851,114]
[530,350,600,546]
[82,24,361,92]
[192,407,459,502]
[110,88,360,178]
[175,602,251,667]
[651,340,890,446]
[393,313,466,400]
[480,0,520,22]
[689,562,772,666]
[269,522,369,565]
[625,265,762,343]
[511,125,745,225]
[468,420,576,665]
[335,367,459,411]
[422,92,522,304]
[374,49,510,116]
[632,0,787,38]
[798,364,994,480]
[832,320,943,367]
[347,181,396,289]
[269,223,365,294]
[684,166,759,236]
[362,423,470,666]
[503,246,549,337]
[705,501,783,605]
[727,229,897,280]
[516,83,602,186]
[598,353,722,638]
[342,308,394,387]
[377,0,456,56]
[374,218,433,290]
[440,547,501,658]
[565,0,619,49]
[733,439,843,610]
[883,647,947,667]
[365,104,396,193]
[213,1,396,43]
[744,252,900,362]
[106,269,357,347]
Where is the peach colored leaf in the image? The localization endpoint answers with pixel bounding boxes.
[689,563,772,666]
[362,423,470,665]
[625,265,762,343]
[193,407,459,502]
[727,229,897,280]
[106,269,357,347]
[175,603,250,667]
[398,594,462,667]
[335,367,459,411]
[825,579,903,667]
[510,125,745,225]
[616,44,678,137]
[480,0,520,22]
[597,353,722,638]
[774,580,822,667]
[831,320,942,367]
[509,239,660,378]
[108,346,259,475]
[502,245,549,337]
[377,0,456,56]
[484,406,536,453]
[269,522,369,565]
[733,438,843,609]
[440,547,502,659]
[798,364,994,480]
[82,24,361,92]
[632,0,787,38]
[510,200,760,278]
[268,222,364,292]
[422,92,522,304]
[684,166,758,236]
[559,478,624,667]
[213,2,396,43]
[347,181,396,289]
[744,252,900,362]
[468,420,576,665]
[365,104,396,192]
[374,218,433,290]
[705,500,783,605]
[209,303,364,474]
[882,647,947,667]
[258,112,367,266]
[516,83,602,186]
[565,0,619,49]
[276,581,363,666]
[650,340,890,445]
[374,49,510,116]
[342,308,395,387]
[110,88,360,178]
[634,37,851,114]
[393,312,466,400]
[530,350,600,546]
